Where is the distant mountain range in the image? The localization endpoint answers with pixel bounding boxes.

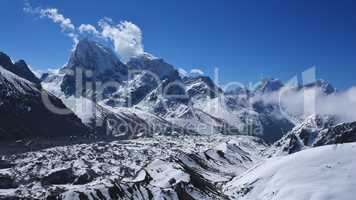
[0,39,343,143]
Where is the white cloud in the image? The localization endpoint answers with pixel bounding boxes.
[24,3,78,46]
[254,85,356,124]
[24,3,146,62]
[39,8,75,31]
[78,24,99,35]
[178,68,188,77]
[190,68,204,75]
[99,19,144,62]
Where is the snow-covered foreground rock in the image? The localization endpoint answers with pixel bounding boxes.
[1,134,355,200]
[267,115,356,156]
[0,135,267,200]
[224,142,356,200]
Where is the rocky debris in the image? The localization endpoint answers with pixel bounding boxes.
[0,135,266,199]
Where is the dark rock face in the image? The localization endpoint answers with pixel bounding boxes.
[0,175,17,189]
[42,168,75,185]
[0,90,89,140]
[0,52,40,86]
[0,65,89,140]
[0,52,13,68]
[12,60,41,86]
[127,55,179,81]
[73,169,97,185]
[253,102,294,143]
[261,117,294,144]
[0,160,15,169]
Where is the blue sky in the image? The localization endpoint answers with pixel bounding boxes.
[0,0,355,89]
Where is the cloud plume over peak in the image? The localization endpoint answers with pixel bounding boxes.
[190,68,204,75]
[24,2,78,44]
[39,8,75,31]
[78,24,99,35]
[99,19,144,62]
[24,2,146,62]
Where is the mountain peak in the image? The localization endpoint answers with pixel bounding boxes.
[65,39,125,72]
[127,54,178,81]
[0,51,13,68]
[0,52,40,85]
[14,59,27,66]
[303,79,335,94]
[183,75,223,99]
[12,59,41,85]
[75,38,108,53]
[60,39,128,96]
[254,78,284,93]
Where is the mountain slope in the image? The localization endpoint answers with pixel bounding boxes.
[127,54,179,81]
[0,52,40,85]
[0,65,88,140]
[183,75,223,104]
[269,115,356,155]
[224,142,356,200]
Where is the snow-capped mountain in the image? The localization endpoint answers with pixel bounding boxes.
[39,39,350,143]
[253,78,284,94]
[40,39,298,140]
[60,39,128,96]
[267,114,356,155]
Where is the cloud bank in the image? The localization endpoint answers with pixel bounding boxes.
[24,2,145,62]
[190,68,204,75]
[254,85,356,124]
